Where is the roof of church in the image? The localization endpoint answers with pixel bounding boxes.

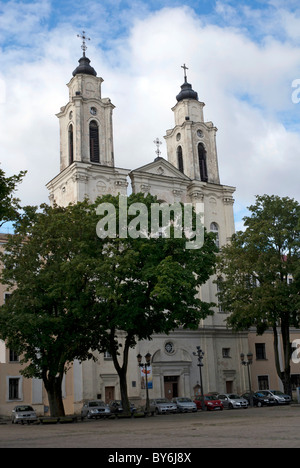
[72,55,97,77]
[176,81,199,102]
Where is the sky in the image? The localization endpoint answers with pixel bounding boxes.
[1,0,300,232]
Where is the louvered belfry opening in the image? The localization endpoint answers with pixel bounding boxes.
[198,143,208,182]
[177,146,184,173]
[68,124,74,164]
[89,120,100,163]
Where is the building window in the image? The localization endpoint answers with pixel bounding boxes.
[198,143,208,182]
[222,348,231,358]
[258,375,269,390]
[291,374,300,391]
[89,120,100,163]
[255,343,266,360]
[9,350,19,362]
[177,146,184,173]
[210,222,219,248]
[104,351,112,359]
[68,124,74,164]
[4,293,11,303]
[8,378,20,400]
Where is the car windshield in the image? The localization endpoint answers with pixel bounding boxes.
[16,406,34,412]
[272,391,284,396]
[177,398,191,402]
[156,399,169,403]
[89,401,105,407]
[205,396,216,401]
[255,392,265,397]
[228,394,241,399]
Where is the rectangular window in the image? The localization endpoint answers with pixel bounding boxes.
[9,378,20,400]
[255,343,266,360]
[9,349,19,362]
[222,348,231,358]
[258,375,269,390]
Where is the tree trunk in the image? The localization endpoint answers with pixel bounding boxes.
[43,374,65,417]
[272,319,292,396]
[110,331,132,416]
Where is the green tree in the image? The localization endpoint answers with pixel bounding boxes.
[217,195,300,395]
[0,166,26,227]
[0,201,100,416]
[92,193,218,413]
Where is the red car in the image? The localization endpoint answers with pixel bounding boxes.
[194,395,224,411]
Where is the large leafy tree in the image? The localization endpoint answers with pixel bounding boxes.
[92,193,218,413]
[217,195,300,395]
[0,201,100,416]
[0,166,26,227]
[0,193,218,416]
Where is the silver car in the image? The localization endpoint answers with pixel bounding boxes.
[11,405,38,424]
[172,397,197,413]
[217,393,248,409]
[259,390,292,405]
[150,398,177,414]
[81,400,111,419]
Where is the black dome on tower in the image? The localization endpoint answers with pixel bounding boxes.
[72,55,97,77]
[176,81,198,102]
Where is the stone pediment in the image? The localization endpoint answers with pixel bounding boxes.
[130,158,190,181]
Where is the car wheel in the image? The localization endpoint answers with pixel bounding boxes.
[229,403,233,409]
[155,408,159,415]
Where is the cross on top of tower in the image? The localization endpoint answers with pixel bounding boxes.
[77,31,90,57]
[181,63,189,83]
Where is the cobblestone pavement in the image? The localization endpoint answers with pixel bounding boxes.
[1,405,300,449]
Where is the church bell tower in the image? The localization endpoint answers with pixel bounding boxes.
[164,64,220,185]
[47,32,128,206]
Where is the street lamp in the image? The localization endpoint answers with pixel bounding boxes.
[137,352,152,415]
[240,352,253,407]
[193,346,206,411]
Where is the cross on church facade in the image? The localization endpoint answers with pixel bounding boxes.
[153,137,162,158]
[77,31,90,56]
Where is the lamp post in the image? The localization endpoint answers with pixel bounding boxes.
[193,346,206,411]
[137,352,152,415]
[240,352,253,407]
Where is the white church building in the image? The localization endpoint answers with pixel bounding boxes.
[45,44,249,410]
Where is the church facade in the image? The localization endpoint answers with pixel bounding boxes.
[46,50,249,410]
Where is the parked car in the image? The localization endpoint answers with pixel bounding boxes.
[193,395,223,411]
[11,405,38,424]
[217,393,248,409]
[108,399,136,414]
[172,397,197,413]
[81,400,111,419]
[150,398,177,414]
[258,390,292,405]
[241,392,276,407]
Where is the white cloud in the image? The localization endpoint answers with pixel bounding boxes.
[0,2,300,229]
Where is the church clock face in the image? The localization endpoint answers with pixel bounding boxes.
[90,107,97,115]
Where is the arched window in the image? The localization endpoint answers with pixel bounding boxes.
[177,146,184,173]
[68,124,74,165]
[210,222,219,248]
[198,143,208,182]
[89,120,100,163]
